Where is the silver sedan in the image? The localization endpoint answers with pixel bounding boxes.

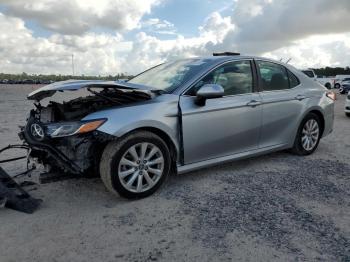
[24,54,335,198]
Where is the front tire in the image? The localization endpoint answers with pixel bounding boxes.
[335,83,340,89]
[291,113,322,156]
[100,131,171,199]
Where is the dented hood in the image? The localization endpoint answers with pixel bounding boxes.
[27,80,153,101]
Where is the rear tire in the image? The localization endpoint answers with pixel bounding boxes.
[335,83,340,89]
[100,131,171,199]
[291,113,322,156]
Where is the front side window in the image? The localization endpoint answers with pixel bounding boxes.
[186,60,253,96]
[257,61,289,91]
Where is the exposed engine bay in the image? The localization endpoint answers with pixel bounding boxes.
[19,87,153,175]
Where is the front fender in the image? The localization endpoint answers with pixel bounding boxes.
[82,94,180,152]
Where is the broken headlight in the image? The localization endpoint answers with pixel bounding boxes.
[45,119,106,138]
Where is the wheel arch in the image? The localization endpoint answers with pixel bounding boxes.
[298,107,325,137]
[308,109,325,136]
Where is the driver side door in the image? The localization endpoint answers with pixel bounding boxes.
[179,60,262,164]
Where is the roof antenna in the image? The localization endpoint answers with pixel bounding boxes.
[286,58,292,64]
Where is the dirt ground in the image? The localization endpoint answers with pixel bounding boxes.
[0,85,349,262]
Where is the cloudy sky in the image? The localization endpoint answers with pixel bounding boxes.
[0,0,349,75]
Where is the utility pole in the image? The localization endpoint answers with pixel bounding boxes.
[71,54,75,76]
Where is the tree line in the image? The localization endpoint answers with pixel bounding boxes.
[313,67,350,77]
[0,72,134,83]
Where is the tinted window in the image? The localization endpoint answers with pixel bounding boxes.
[287,70,300,88]
[257,61,289,91]
[187,60,253,96]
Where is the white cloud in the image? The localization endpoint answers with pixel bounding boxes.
[0,0,350,75]
[263,34,350,69]
[142,18,177,35]
[228,0,350,53]
[0,0,161,35]
[0,13,132,75]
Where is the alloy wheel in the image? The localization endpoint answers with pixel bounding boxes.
[301,119,319,151]
[118,142,164,193]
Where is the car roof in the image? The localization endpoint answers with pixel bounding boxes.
[189,55,289,66]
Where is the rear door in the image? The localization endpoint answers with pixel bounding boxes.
[256,60,305,148]
[179,60,262,164]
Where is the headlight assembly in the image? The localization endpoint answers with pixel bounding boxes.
[45,119,106,138]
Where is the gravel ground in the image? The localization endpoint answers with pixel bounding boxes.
[0,85,349,262]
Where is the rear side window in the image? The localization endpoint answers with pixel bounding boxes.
[257,61,289,91]
[287,70,300,88]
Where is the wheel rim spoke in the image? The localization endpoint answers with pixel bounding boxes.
[128,145,139,160]
[147,157,164,166]
[126,171,139,186]
[136,174,143,192]
[140,143,148,160]
[148,167,162,176]
[119,168,135,178]
[143,171,155,187]
[145,147,159,160]
[120,158,138,167]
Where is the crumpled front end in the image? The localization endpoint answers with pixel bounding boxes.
[19,86,153,175]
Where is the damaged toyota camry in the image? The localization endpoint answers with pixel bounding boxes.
[20,53,335,198]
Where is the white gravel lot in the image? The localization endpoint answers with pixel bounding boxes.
[0,85,349,262]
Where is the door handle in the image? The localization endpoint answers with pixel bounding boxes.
[295,95,306,101]
[246,100,262,107]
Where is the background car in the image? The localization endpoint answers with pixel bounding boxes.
[339,81,350,94]
[335,75,350,88]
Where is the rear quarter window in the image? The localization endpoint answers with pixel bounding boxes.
[287,70,300,88]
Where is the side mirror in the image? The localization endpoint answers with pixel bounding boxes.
[195,84,224,106]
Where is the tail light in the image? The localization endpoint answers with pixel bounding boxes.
[326,91,336,101]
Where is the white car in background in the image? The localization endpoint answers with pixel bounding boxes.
[301,69,334,89]
[345,92,350,117]
[335,75,350,89]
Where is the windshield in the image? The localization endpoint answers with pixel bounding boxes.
[128,59,213,92]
